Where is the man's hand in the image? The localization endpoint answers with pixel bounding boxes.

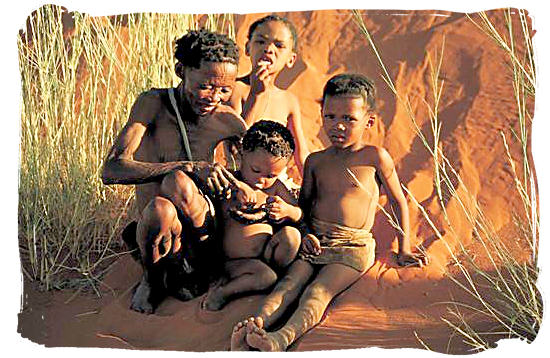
[206,163,239,200]
[301,234,322,256]
[397,250,429,268]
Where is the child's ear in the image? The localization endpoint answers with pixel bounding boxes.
[175,62,185,80]
[286,52,297,69]
[245,41,250,57]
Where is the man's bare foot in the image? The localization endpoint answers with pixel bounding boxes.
[230,319,252,351]
[130,279,155,314]
[201,281,226,311]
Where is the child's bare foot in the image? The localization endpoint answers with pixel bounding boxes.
[201,286,226,311]
[201,279,226,311]
[130,279,155,314]
[230,319,251,351]
[245,316,283,351]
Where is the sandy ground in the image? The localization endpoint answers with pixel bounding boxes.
[17,9,537,353]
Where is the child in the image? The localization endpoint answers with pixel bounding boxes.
[229,15,309,174]
[102,29,246,314]
[230,74,429,351]
[201,120,303,310]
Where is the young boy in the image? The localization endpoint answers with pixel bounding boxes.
[229,15,309,174]
[230,74,429,351]
[101,29,246,314]
[202,121,303,311]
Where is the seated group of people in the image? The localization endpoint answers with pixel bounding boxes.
[101,15,428,351]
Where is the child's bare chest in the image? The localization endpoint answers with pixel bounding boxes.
[316,160,378,195]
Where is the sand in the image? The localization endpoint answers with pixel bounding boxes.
[17,8,537,353]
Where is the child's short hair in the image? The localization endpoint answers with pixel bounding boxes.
[242,120,295,159]
[175,29,239,69]
[247,15,298,52]
[322,73,377,110]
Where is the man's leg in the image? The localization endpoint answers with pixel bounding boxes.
[132,171,212,313]
[132,196,182,314]
[246,263,365,351]
[160,170,212,240]
[203,259,277,311]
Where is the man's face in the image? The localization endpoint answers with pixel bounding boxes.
[246,21,296,75]
[322,95,374,149]
[182,61,238,116]
[240,148,289,190]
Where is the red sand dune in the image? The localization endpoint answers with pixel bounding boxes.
[18,9,537,353]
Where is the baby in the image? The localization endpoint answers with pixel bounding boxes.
[202,120,303,310]
[230,74,429,350]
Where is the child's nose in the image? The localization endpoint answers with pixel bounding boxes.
[336,122,346,131]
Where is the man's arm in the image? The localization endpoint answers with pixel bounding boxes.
[376,147,428,266]
[101,92,193,185]
[287,94,309,174]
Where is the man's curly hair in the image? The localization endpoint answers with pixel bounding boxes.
[175,29,239,69]
[242,120,295,159]
[322,73,377,110]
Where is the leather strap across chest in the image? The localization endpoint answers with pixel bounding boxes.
[168,88,193,161]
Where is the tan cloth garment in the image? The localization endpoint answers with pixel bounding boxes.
[299,218,376,272]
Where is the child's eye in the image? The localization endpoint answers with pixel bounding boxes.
[251,167,260,173]
[344,116,357,122]
[199,84,212,90]
[275,42,285,48]
[221,87,232,94]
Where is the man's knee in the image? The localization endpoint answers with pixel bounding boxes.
[160,170,197,205]
[142,196,179,228]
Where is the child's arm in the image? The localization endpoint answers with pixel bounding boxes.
[287,95,309,174]
[298,154,322,255]
[376,148,428,267]
[241,64,275,126]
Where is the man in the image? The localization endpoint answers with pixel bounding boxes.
[102,29,246,314]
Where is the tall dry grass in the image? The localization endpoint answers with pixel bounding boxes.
[18,5,235,292]
[352,8,540,350]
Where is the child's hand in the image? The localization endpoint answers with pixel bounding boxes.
[265,196,292,222]
[397,251,429,268]
[250,61,274,94]
[234,182,258,208]
[301,234,322,256]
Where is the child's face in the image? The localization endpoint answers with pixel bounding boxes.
[322,95,374,149]
[181,61,238,116]
[240,149,289,190]
[246,21,296,75]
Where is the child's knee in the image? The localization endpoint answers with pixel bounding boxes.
[255,265,278,290]
[272,227,301,267]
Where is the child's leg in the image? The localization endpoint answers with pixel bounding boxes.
[263,226,301,269]
[230,259,314,351]
[256,259,314,329]
[202,259,277,311]
[247,263,365,351]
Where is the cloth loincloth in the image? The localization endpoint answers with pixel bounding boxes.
[299,218,376,272]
